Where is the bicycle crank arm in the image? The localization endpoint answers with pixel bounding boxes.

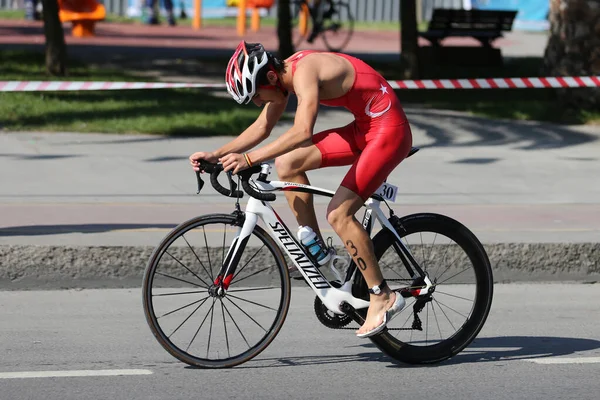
[339,301,366,326]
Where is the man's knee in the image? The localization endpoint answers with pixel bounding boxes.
[326,203,350,231]
[275,151,304,179]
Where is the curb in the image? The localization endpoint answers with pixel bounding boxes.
[1,243,599,289]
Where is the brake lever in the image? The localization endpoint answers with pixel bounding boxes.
[226,171,238,193]
[195,170,205,194]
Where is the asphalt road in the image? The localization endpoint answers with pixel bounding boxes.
[1,283,599,400]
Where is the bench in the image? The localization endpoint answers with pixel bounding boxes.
[419,8,518,47]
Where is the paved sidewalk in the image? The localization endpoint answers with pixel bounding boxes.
[1,107,599,247]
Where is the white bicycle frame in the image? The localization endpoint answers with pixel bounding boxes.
[218,166,430,316]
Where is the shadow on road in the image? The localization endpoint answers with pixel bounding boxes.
[188,336,600,369]
[400,335,600,368]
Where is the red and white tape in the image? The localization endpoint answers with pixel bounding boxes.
[1,76,599,92]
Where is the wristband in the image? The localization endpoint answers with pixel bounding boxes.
[243,153,253,167]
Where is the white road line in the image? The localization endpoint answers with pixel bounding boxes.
[0,369,153,379]
[524,357,600,365]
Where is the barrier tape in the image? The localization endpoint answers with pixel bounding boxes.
[1,77,599,92]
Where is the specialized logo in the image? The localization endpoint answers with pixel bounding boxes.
[365,84,392,118]
[269,222,331,289]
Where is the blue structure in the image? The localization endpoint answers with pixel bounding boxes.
[471,0,550,31]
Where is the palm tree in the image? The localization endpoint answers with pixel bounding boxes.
[542,0,600,111]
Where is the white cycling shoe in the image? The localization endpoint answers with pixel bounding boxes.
[356,291,406,338]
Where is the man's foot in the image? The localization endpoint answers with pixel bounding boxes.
[356,291,405,338]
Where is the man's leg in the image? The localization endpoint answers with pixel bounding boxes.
[274,140,324,236]
[274,123,359,239]
[326,187,398,335]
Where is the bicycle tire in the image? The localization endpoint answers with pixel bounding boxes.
[320,1,354,52]
[355,213,493,364]
[143,213,291,368]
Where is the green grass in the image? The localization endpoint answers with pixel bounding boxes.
[1,48,598,134]
[0,51,261,135]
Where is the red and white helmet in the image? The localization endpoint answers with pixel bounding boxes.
[225,41,270,104]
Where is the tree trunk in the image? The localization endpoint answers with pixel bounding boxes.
[277,0,294,59]
[42,0,67,76]
[542,0,600,112]
[400,0,419,79]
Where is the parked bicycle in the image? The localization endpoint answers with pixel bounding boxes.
[292,0,354,52]
[142,148,494,368]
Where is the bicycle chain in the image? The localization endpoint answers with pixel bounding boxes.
[314,293,429,332]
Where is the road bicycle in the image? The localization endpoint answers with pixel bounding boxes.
[292,0,354,52]
[142,147,494,368]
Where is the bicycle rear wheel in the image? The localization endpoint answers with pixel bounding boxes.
[354,213,493,364]
[320,1,354,52]
[143,213,291,368]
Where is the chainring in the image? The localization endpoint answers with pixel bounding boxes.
[313,295,353,329]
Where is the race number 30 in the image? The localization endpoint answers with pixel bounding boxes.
[376,182,398,202]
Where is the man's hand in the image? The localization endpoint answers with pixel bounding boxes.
[219,153,250,175]
[189,151,219,171]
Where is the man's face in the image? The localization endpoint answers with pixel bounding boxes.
[252,86,285,107]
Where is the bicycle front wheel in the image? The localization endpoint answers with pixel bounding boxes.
[355,213,493,364]
[320,1,354,52]
[143,213,291,368]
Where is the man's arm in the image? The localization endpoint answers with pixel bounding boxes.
[213,97,288,158]
[246,64,320,164]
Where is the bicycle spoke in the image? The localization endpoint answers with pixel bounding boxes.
[437,266,473,285]
[221,301,251,348]
[206,300,216,359]
[226,293,279,312]
[220,300,231,358]
[231,267,271,286]
[158,296,210,319]
[181,234,213,282]
[202,225,214,280]
[435,245,466,283]
[168,296,209,338]
[155,271,206,289]
[420,232,427,271]
[153,290,205,297]
[433,297,467,321]
[224,297,268,333]
[434,290,475,303]
[431,301,444,342]
[186,298,216,352]
[232,244,266,282]
[165,251,211,288]
[227,286,280,293]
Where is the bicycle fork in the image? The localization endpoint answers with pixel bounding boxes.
[212,211,257,295]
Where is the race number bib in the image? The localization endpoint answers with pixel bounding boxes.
[376,182,398,202]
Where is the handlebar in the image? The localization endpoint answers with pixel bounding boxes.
[195,160,276,202]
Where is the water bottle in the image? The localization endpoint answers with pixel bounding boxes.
[297,226,331,266]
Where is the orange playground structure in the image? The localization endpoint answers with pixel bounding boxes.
[58,0,106,37]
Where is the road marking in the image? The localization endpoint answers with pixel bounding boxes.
[0,369,153,379]
[524,357,600,365]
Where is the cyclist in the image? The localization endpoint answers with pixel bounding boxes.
[189,41,413,338]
